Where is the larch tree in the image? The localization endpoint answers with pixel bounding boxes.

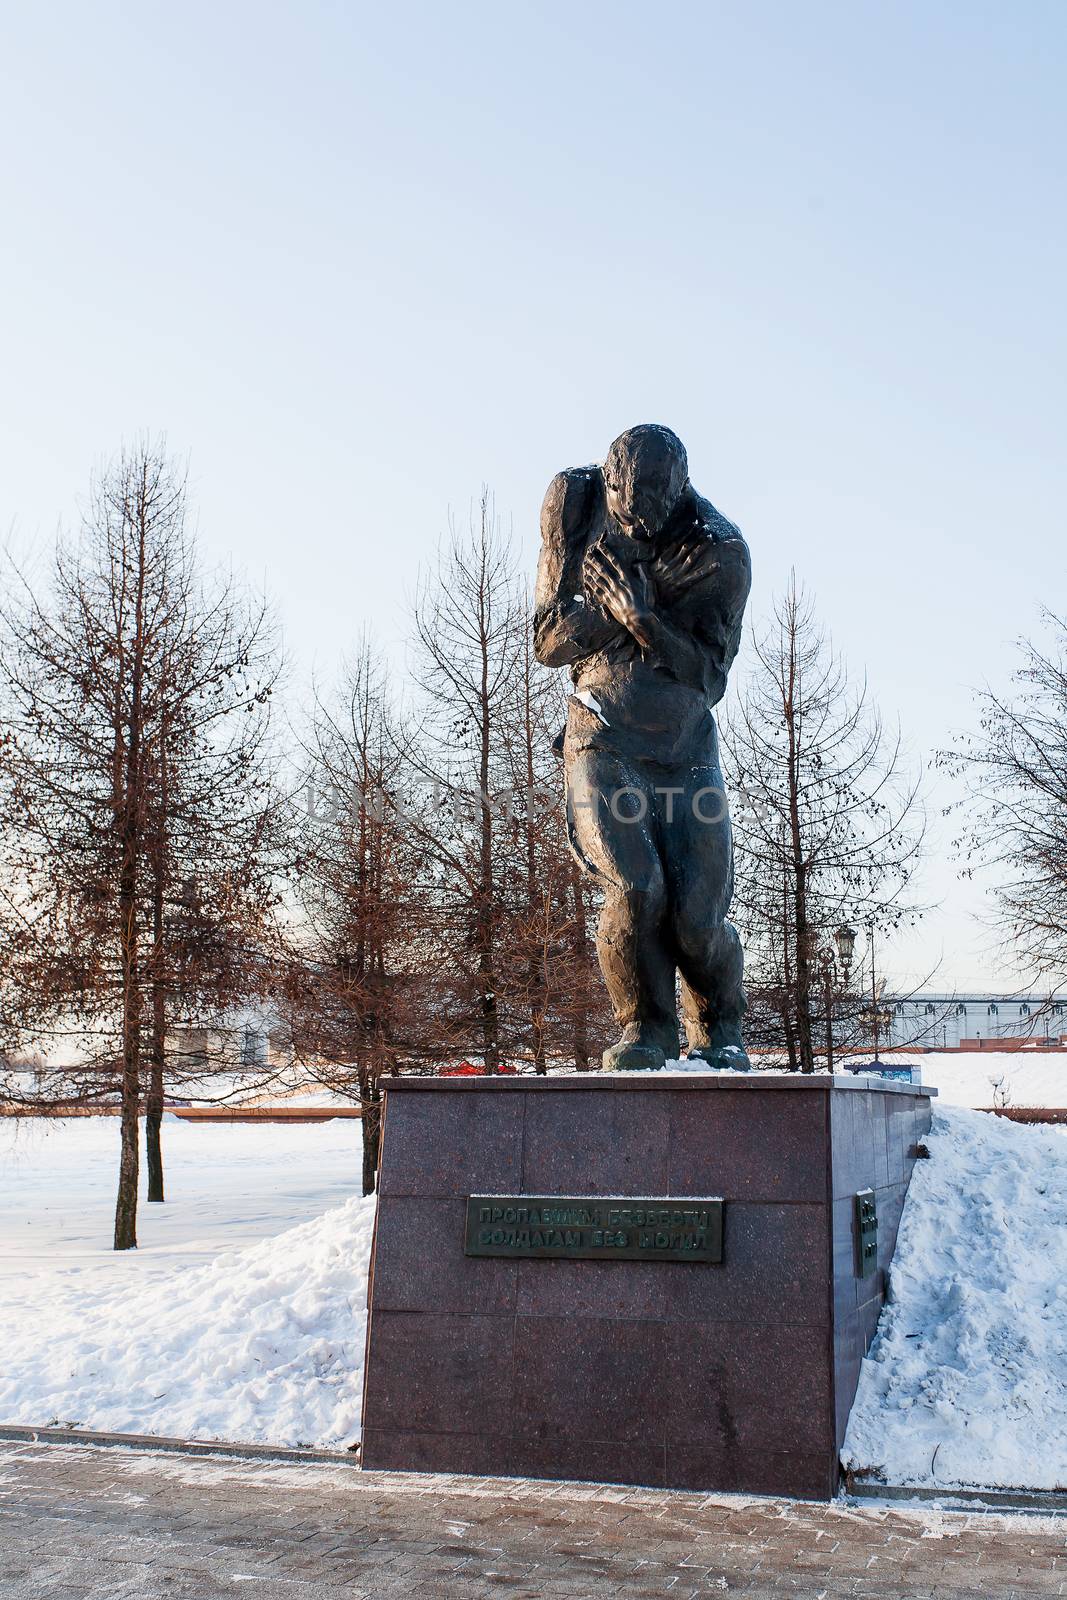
[721,575,924,1071]
[404,494,524,1072]
[135,551,282,1203]
[0,442,282,1243]
[944,612,1067,991]
[283,641,429,1193]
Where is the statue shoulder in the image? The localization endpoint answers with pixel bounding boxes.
[685,486,747,552]
[540,465,602,545]
[671,487,751,618]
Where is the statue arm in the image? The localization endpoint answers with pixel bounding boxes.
[581,542,714,682]
[689,534,752,698]
[533,469,624,667]
[701,535,751,678]
[647,533,752,695]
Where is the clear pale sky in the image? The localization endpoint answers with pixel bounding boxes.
[2,1,1064,989]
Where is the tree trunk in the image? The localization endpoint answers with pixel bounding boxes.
[115,865,142,1248]
[792,863,816,1073]
[146,845,166,1201]
[521,639,548,1075]
[571,865,592,1071]
[145,1032,165,1205]
[784,654,816,1074]
[359,1066,382,1195]
[477,628,499,1074]
[532,1009,547,1075]
[478,936,499,1070]
[779,857,799,1071]
[145,1066,164,1202]
[115,1065,140,1251]
[114,515,147,1251]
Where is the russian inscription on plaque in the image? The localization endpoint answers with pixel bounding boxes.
[465,1195,723,1263]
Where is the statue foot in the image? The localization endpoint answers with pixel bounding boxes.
[685,1020,750,1072]
[685,1044,751,1072]
[603,1042,666,1072]
[602,1024,677,1073]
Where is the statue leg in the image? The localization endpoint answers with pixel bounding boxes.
[663,762,749,1070]
[566,750,679,1070]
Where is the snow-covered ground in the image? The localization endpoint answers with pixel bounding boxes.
[866,1051,1067,1110]
[3,1099,1065,1486]
[844,1105,1067,1491]
[0,1117,373,1448]
[752,1051,1065,1109]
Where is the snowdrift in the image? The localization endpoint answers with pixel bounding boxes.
[0,1194,376,1449]
[843,1106,1067,1491]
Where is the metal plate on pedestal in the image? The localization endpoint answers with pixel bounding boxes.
[855,1188,878,1277]
[465,1195,723,1263]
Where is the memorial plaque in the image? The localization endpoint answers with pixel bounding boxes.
[465,1194,723,1263]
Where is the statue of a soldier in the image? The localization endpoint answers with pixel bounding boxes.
[534,424,751,1072]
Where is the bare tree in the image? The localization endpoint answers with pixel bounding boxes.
[504,618,554,1072]
[944,612,1067,991]
[0,442,282,1242]
[283,641,430,1192]
[281,573,608,1152]
[722,575,924,1070]
[136,561,282,1203]
[404,494,524,1072]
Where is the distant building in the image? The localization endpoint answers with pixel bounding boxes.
[168,1016,288,1073]
[886,994,1067,1050]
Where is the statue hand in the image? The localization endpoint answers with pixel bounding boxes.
[652,538,720,604]
[583,547,655,648]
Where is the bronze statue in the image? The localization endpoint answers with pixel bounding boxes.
[535,425,751,1071]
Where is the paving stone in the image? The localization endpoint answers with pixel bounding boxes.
[0,1442,1064,1597]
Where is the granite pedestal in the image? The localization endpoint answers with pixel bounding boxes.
[360,1073,934,1499]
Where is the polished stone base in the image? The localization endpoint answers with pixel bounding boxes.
[360,1073,934,1499]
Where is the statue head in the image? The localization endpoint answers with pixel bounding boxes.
[603,424,688,540]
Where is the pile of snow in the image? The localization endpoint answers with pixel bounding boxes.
[0,1118,373,1448]
[0,1192,376,1448]
[844,1106,1067,1491]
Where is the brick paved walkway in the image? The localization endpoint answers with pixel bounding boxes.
[0,1441,1064,1598]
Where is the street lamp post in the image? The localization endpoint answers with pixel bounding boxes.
[867,922,881,1060]
[826,925,856,1074]
[820,949,835,1074]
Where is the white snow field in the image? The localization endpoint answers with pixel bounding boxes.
[868,1051,1067,1110]
[844,1105,1067,1491]
[0,1117,374,1448]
